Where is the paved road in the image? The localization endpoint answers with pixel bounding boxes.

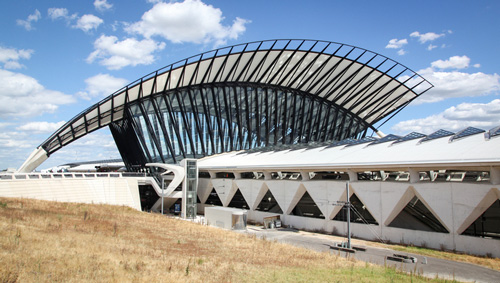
[241,226,500,283]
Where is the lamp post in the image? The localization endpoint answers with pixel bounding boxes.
[346,181,351,249]
[161,176,164,215]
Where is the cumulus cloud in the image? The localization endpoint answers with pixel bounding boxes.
[17,121,66,134]
[94,0,113,12]
[16,9,41,31]
[410,31,445,43]
[86,35,166,70]
[74,14,104,32]
[48,8,101,32]
[414,67,500,104]
[0,69,75,118]
[126,0,250,46]
[0,131,34,149]
[404,55,500,104]
[392,99,500,134]
[0,46,34,69]
[48,8,69,20]
[431,55,470,70]
[78,73,128,100]
[386,38,407,49]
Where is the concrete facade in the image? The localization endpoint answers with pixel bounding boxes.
[197,177,500,257]
[0,173,142,211]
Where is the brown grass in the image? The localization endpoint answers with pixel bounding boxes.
[0,198,453,282]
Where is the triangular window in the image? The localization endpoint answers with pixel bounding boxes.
[255,190,283,214]
[333,193,378,225]
[290,191,323,219]
[205,188,223,206]
[461,199,500,239]
[388,196,448,233]
[227,189,249,209]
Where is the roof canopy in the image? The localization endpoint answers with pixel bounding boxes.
[41,39,433,156]
[19,39,433,172]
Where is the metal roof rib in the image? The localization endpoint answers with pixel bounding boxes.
[36,39,433,157]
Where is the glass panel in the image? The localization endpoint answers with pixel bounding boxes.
[389,196,448,233]
[290,191,323,219]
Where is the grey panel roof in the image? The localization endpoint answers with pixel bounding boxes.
[199,125,500,171]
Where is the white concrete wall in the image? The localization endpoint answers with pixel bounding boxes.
[0,176,141,210]
[200,177,500,257]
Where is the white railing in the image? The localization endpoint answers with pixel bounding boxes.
[0,172,148,181]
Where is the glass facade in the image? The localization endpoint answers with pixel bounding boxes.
[183,159,198,219]
[116,84,369,169]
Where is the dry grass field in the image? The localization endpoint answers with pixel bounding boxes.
[0,197,456,282]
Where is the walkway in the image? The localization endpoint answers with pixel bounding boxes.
[242,226,500,283]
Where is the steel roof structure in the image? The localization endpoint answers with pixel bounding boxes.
[19,39,433,172]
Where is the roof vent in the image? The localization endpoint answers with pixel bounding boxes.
[485,125,500,140]
[368,134,400,146]
[392,132,426,144]
[419,129,454,143]
[449,127,485,142]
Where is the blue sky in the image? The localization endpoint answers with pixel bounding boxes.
[1,0,499,170]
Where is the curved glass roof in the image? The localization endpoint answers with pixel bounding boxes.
[40,39,433,156]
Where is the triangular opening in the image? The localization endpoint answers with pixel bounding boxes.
[333,193,378,225]
[255,189,283,214]
[388,195,448,233]
[461,199,500,239]
[227,189,249,209]
[205,188,223,206]
[197,195,201,204]
[290,191,324,219]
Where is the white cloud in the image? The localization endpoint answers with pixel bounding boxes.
[473,63,481,68]
[410,31,445,43]
[87,35,166,70]
[48,8,69,20]
[397,49,406,56]
[385,38,407,49]
[79,73,128,100]
[126,0,250,46]
[0,131,34,149]
[427,44,437,51]
[74,14,103,32]
[0,46,33,69]
[17,121,66,134]
[0,69,76,118]
[49,8,100,33]
[431,55,470,70]
[16,9,41,31]
[414,67,500,104]
[94,0,113,12]
[392,99,500,134]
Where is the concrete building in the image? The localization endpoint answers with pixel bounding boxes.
[1,39,498,257]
